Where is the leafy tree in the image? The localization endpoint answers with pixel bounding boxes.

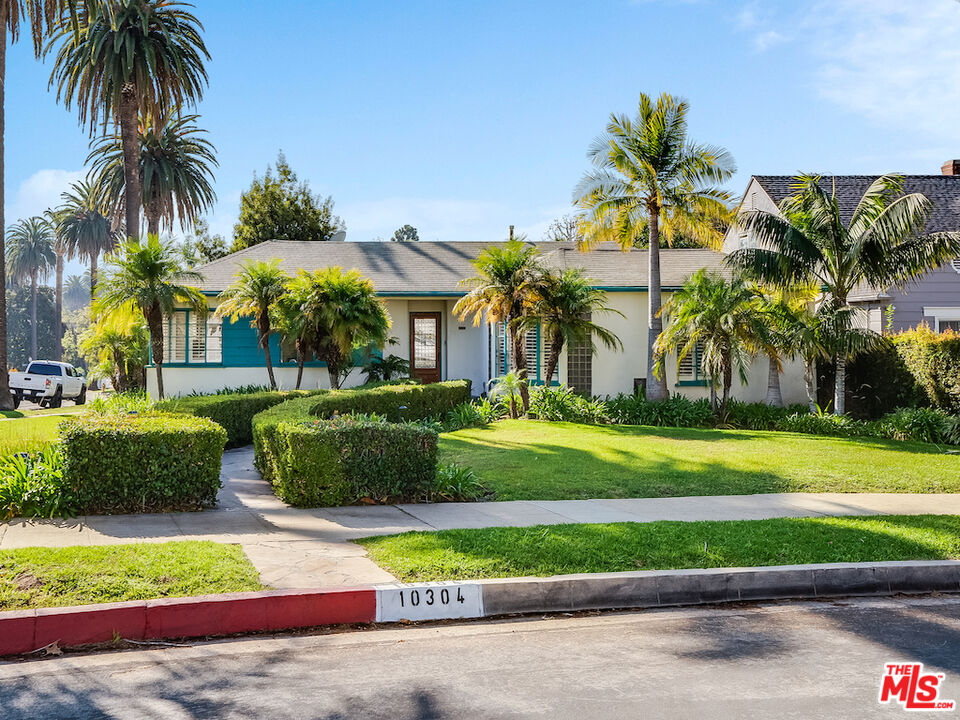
[454,237,542,413]
[5,285,56,368]
[216,259,289,390]
[48,0,210,242]
[390,224,419,242]
[574,92,735,402]
[542,215,583,244]
[729,174,960,414]
[232,153,345,251]
[80,304,148,391]
[88,111,217,237]
[292,266,390,389]
[655,269,771,413]
[6,217,55,360]
[55,179,118,298]
[519,268,623,386]
[96,236,206,399]
[180,218,227,266]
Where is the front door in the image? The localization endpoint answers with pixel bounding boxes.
[410,312,442,384]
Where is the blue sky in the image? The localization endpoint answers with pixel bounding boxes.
[6,0,960,277]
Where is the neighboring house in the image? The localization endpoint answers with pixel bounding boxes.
[149,239,808,402]
[724,161,960,334]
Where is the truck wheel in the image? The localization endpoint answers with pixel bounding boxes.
[49,387,63,409]
[11,393,20,410]
[75,385,87,406]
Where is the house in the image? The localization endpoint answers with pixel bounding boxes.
[149,239,808,402]
[724,161,960,334]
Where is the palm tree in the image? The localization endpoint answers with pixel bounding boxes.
[80,303,148,391]
[295,267,390,390]
[64,272,90,310]
[729,174,960,414]
[454,238,542,413]
[490,371,525,420]
[48,0,210,242]
[519,268,623,387]
[56,179,118,299]
[753,283,818,407]
[0,0,83,408]
[654,269,771,414]
[44,208,69,360]
[96,235,206,399]
[6,217,55,361]
[216,259,288,390]
[88,111,217,237]
[574,92,736,402]
[273,286,315,390]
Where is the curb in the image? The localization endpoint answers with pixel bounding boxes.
[3,561,959,657]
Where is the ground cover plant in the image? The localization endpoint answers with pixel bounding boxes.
[0,541,263,610]
[358,514,960,582]
[439,420,960,501]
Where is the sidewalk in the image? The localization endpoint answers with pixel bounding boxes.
[4,446,960,589]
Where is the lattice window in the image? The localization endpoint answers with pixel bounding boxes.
[566,336,592,395]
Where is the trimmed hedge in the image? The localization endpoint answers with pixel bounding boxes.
[893,326,960,414]
[262,417,438,507]
[307,380,471,421]
[156,390,323,448]
[59,413,227,514]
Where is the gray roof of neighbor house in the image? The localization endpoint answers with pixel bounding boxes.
[752,175,960,234]
[193,241,727,294]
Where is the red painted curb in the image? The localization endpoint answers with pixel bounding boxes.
[0,587,376,656]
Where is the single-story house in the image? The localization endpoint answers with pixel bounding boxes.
[723,161,960,334]
[149,239,808,402]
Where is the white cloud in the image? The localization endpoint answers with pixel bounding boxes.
[5,168,84,225]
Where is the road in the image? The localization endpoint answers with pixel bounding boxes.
[2,596,959,719]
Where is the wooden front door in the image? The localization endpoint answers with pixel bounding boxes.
[410,312,442,384]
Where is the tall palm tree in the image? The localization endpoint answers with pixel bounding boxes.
[654,269,771,414]
[96,235,206,399]
[48,0,210,243]
[518,268,623,388]
[574,92,736,402]
[216,259,288,390]
[454,238,542,413]
[64,272,90,310]
[56,179,118,299]
[0,0,83,407]
[729,174,960,414]
[89,111,217,237]
[294,267,390,390]
[6,217,55,361]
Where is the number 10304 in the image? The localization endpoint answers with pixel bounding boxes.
[398,586,465,608]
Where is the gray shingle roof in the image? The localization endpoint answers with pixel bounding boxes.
[753,175,960,234]
[193,241,727,294]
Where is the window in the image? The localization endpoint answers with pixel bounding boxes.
[924,307,960,335]
[677,341,708,385]
[163,313,187,363]
[566,336,592,395]
[159,310,221,364]
[25,362,62,376]
[940,320,960,333]
[524,330,539,381]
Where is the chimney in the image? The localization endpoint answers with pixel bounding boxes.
[941,160,960,176]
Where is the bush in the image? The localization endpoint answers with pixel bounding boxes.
[878,407,960,445]
[263,415,438,507]
[59,413,227,513]
[720,400,807,431]
[0,445,72,520]
[775,411,865,438]
[605,393,714,428]
[428,462,488,502]
[528,385,609,424]
[307,380,471,421]
[157,389,321,447]
[893,326,960,414]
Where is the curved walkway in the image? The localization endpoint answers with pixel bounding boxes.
[3,447,960,589]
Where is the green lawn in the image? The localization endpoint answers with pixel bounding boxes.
[440,420,960,500]
[0,414,74,455]
[0,404,86,419]
[0,541,264,610]
[358,515,960,582]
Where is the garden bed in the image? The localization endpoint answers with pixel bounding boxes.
[357,514,960,582]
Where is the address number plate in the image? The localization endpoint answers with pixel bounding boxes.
[376,582,484,622]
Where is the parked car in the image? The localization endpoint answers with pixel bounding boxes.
[9,361,87,409]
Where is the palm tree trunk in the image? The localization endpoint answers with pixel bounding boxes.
[295,351,305,390]
[0,24,13,409]
[804,358,817,414]
[147,306,165,399]
[146,200,161,238]
[834,355,846,415]
[262,335,277,390]
[765,352,783,407]
[721,354,732,415]
[30,273,38,361]
[543,331,564,389]
[119,83,141,242]
[509,324,529,414]
[55,252,64,360]
[90,251,99,301]
[646,206,668,402]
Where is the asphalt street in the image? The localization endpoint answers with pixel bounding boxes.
[2,595,959,719]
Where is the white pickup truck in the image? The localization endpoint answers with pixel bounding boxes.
[9,361,87,409]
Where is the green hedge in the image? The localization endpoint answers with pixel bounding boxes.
[262,417,438,507]
[156,390,322,447]
[59,414,227,514]
[893,326,960,414]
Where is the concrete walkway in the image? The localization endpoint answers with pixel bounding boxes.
[3,447,960,589]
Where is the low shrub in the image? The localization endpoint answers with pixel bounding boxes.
[775,411,865,438]
[878,407,960,446]
[307,380,471,421]
[59,413,227,514]
[263,415,438,507]
[157,389,322,447]
[605,393,714,428]
[428,462,488,502]
[720,400,808,431]
[0,445,72,520]
[443,402,484,432]
[528,385,609,424]
[87,391,154,416]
